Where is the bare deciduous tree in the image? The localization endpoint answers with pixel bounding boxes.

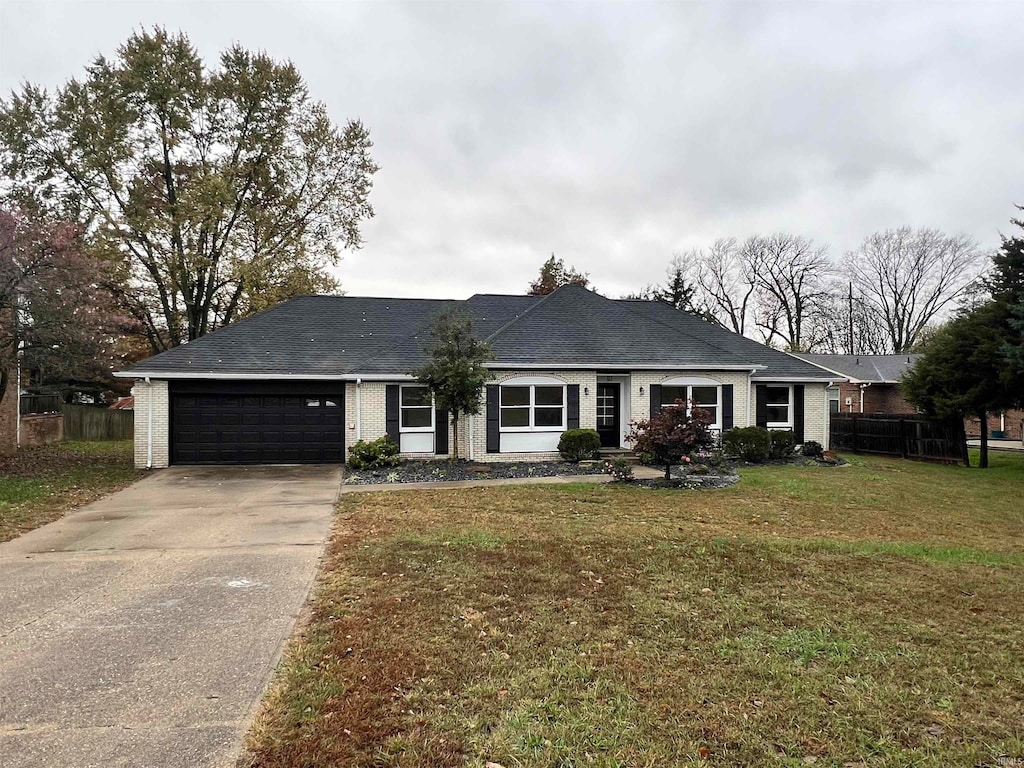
[747,234,832,352]
[847,228,983,353]
[693,238,758,335]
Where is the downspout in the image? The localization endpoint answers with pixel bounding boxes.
[355,378,362,441]
[859,383,870,413]
[468,412,474,461]
[145,377,153,470]
[747,368,757,425]
[15,347,22,448]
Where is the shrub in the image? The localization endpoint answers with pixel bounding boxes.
[558,429,601,462]
[627,401,715,480]
[347,436,402,470]
[769,429,796,459]
[801,440,824,458]
[602,457,634,482]
[722,426,770,463]
[637,451,654,466]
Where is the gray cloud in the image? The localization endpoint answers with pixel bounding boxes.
[2,0,1021,299]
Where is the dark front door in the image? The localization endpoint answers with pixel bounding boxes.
[596,383,621,448]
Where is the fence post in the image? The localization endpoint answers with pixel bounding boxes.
[899,418,909,459]
[851,415,859,454]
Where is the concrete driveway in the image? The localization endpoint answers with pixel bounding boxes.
[0,465,340,768]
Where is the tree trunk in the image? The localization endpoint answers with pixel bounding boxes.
[451,413,459,462]
[979,411,989,469]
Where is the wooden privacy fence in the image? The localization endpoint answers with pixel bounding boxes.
[830,414,965,463]
[61,403,134,441]
[19,394,61,415]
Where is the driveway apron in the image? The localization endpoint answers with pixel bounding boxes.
[0,465,340,768]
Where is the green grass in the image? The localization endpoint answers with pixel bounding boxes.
[245,453,1024,768]
[0,440,142,542]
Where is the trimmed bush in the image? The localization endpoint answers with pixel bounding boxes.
[602,457,634,482]
[769,429,796,459]
[801,440,824,458]
[347,436,402,470]
[722,426,770,463]
[558,429,602,462]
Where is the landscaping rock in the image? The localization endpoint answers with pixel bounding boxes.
[343,460,600,485]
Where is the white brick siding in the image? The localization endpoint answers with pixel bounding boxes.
[346,380,456,459]
[747,381,830,446]
[131,379,169,469]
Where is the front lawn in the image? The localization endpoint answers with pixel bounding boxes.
[245,453,1024,767]
[0,440,143,542]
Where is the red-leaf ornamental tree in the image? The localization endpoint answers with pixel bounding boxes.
[628,400,715,480]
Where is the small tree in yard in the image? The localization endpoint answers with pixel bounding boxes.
[628,400,715,480]
[412,312,493,461]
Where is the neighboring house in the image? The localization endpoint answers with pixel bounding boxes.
[109,396,135,411]
[116,285,839,468]
[793,354,920,415]
[796,353,1023,441]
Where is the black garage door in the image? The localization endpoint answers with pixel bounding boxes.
[170,381,344,465]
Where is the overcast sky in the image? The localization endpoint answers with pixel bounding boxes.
[1,0,1021,299]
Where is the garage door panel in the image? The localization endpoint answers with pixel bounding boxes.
[171,387,344,465]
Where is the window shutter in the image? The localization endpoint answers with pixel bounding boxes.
[435,408,449,455]
[649,384,661,418]
[486,385,500,453]
[385,385,400,444]
[567,385,580,430]
[755,385,768,428]
[722,384,734,431]
[793,385,805,443]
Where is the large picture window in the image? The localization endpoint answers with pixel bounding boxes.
[400,385,433,430]
[660,382,721,429]
[764,385,793,428]
[500,384,565,430]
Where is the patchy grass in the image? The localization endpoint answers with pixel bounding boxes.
[245,453,1024,768]
[0,440,142,542]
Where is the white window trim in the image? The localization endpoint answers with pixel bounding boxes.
[499,383,567,432]
[399,384,434,433]
[765,384,794,430]
[660,383,722,431]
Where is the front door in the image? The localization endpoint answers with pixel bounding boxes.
[596,383,621,448]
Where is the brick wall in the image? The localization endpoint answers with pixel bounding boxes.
[19,413,63,446]
[345,381,457,459]
[833,382,915,415]
[131,380,169,468]
[965,409,1024,441]
[0,367,16,456]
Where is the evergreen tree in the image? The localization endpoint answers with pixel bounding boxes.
[412,312,493,461]
[527,254,589,295]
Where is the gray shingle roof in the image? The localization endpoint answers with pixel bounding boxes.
[120,286,838,380]
[793,353,921,383]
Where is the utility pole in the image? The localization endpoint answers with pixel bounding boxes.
[847,281,855,355]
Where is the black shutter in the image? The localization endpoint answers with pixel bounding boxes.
[721,384,734,431]
[755,385,768,428]
[793,385,805,443]
[486,385,500,453]
[435,408,449,455]
[385,385,400,444]
[649,384,662,417]
[567,385,580,429]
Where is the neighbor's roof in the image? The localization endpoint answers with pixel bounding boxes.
[793,353,921,383]
[118,285,836,380]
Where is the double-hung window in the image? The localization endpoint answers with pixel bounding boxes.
[764,385,793,429]
[400,385,433,431]
[660,382,722,430]
[500,385,565,430]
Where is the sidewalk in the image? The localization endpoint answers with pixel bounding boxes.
[967,438,1024,453]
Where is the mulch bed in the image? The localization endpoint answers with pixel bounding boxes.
[342,460,603,485]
